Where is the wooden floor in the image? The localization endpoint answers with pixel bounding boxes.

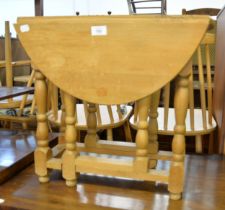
[0,129,58,185]
[0,154,224,210]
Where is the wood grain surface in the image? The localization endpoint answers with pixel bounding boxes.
[15,15,210,104]
[0,155,224,210]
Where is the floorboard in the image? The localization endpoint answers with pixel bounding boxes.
[0,129,58,184]
[0,155,224,210]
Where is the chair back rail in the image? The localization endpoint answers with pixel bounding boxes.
[18,69,35,116]
[197,46,207,129]
[127,0,167,15]
[163,82,170,130]
[182,8,220,16]
[95,104,102,125]
[205,44,213,125]
[188,70,195,130]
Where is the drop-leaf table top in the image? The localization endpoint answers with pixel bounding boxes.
[15,15,210,104]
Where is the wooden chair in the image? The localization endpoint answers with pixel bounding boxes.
[182,8,219,34]
[0,21,35,129]
[182,8,218,152]
[15,15,210,200]
[127,0,167,15]
[47,85,133,141]
[182,8,220,16]
[130,33,217,153]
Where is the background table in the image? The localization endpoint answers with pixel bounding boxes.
[0,87,34,101]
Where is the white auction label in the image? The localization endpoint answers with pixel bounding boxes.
[91,25,107,36]
[20,24,30,32]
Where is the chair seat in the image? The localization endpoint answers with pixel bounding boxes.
[0,94,33,109]
[130,107,217,136]
[48,104,133,130]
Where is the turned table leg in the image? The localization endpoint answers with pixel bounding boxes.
[148,90,160,168]
[62,93,77,187]
[168,61,191,200]
[35,70,52,183]
[85,103,98,147]
[134,96,151,172]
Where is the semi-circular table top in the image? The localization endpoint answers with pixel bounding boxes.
[15,15,210,104]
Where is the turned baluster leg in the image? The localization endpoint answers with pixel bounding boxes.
[84,103,98,148]
[58,90,66,144]
[62,93,77,187]
[148,90,160,168]
[195,135,203,153]
[35,70,52,183]
[134,96,151,172]
[107,129,113,141]
[168,61,191,200]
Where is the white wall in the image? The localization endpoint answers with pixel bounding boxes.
[43,0,225,16]
[0,0,224,37]
[167,0,225,15]
[0,0,34,37]
[44,0,129,16]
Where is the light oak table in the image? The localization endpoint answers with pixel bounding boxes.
[15,15,210,200]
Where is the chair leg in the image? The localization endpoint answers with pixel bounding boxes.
[148,90,160,168]
[208,132,214,154]
[195,135,203,153]
[22,122,28,129]
[107,128,113,141]
[124,121,132,142]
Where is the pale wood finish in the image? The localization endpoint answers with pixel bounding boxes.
[0,22,35,128]
[163,83,170,129]
[0,21,33,109]
[188,70,195,130]
[148,90,160,168]
[8,60,31,83]
[168,61,191,200]
[62,92,77,187]
[34,70,51,183]
[197,46,207,129]
[50,140,173,160]
[84,103,98,148]
[130,33,217,153]
[15,15,210,105]
[15,15,210,200]
[134,96,151,172]
[47,85,133,141]
[48,104,133,137]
